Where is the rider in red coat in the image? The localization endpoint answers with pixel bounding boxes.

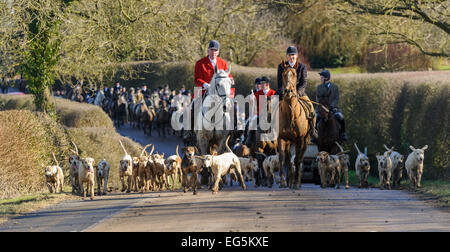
[194,40,233,98]
[255,76,276,116]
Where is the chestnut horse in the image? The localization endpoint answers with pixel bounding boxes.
[316,97,341,154]
[278,64,313,189]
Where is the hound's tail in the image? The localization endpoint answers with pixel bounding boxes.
[354,143,361,155]
[335,142,345,153]
[52,152,59,167]
[119,139,128,156]
[140,144,152,158]
[149,145,155,156]
[225,135,232,153]
[383,144,394,152]
[71,141,79,156]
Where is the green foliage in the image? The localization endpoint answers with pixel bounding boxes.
[19,2,66,118]
[320,75,449,180]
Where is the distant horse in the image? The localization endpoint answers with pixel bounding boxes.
[316,97,340,154]
[157,100,171,137]
[113,96,128,128]
[277,62,313,189]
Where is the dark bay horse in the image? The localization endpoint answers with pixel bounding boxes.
[316,97,340,154]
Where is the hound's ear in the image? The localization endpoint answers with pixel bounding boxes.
[376,152,380,157]
[194,147,200,155]
[422,145,428,151]
[181,147,187,155]
[409,145,416,151]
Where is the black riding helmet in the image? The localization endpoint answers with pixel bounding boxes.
[319,70,331,80]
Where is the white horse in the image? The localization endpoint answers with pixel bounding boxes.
[195,67,233,155]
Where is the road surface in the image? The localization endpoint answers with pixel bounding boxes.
[1,125,449,232]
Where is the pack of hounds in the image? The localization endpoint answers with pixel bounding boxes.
[44,137,429,200]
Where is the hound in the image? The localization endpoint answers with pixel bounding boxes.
[181,146,202,195]
[354,143,370,188]
[316,151,340,188]
[44,153,64,194]
[69,141,81,194]
[165,145,183,191]
[335,142,350,189]
[238,157,258,187]
[200,136,246,194]
[376,148,394,190]
[119,139,133,193]
[259,153,281,188]
[383,145,404,188]
[96,159,110,195]
[150,152,167,191]
[137,144,153,192]
[405,145,428,189]
[78,157,95,200]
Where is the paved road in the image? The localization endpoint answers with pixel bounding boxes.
[1,126,449,232]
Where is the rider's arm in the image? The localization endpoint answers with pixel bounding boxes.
[296,63,307,92]
[194,60,208,88]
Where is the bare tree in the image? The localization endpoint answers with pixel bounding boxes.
[338,0,450,57]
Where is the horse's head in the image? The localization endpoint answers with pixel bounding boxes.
[209,66,232,97]
[281,62,297,97]
[318,96,331,120]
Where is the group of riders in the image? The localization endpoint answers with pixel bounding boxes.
[59,39,347,145]
[194,40,347,144]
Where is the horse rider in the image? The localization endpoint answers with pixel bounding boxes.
[141,85,150,99]
[128,87,136,104]
[149,89,161,109]
[113,82,122,93]
[194,40,234,98]
[255,76,276,116]
[277,46,318,139]
[316,69,347,141]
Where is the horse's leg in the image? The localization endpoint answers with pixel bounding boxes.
[278,139,288,188]
[294,141,307,189]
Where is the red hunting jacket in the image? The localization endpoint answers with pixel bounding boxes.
[194,56,233,97]
[255,88,276,115]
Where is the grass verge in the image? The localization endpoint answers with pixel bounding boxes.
[0,186,77,224]
[418,180,450,208]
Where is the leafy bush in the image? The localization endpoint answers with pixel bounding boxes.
[0,110,71,199]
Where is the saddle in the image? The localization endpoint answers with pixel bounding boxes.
[296,95,316,138]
